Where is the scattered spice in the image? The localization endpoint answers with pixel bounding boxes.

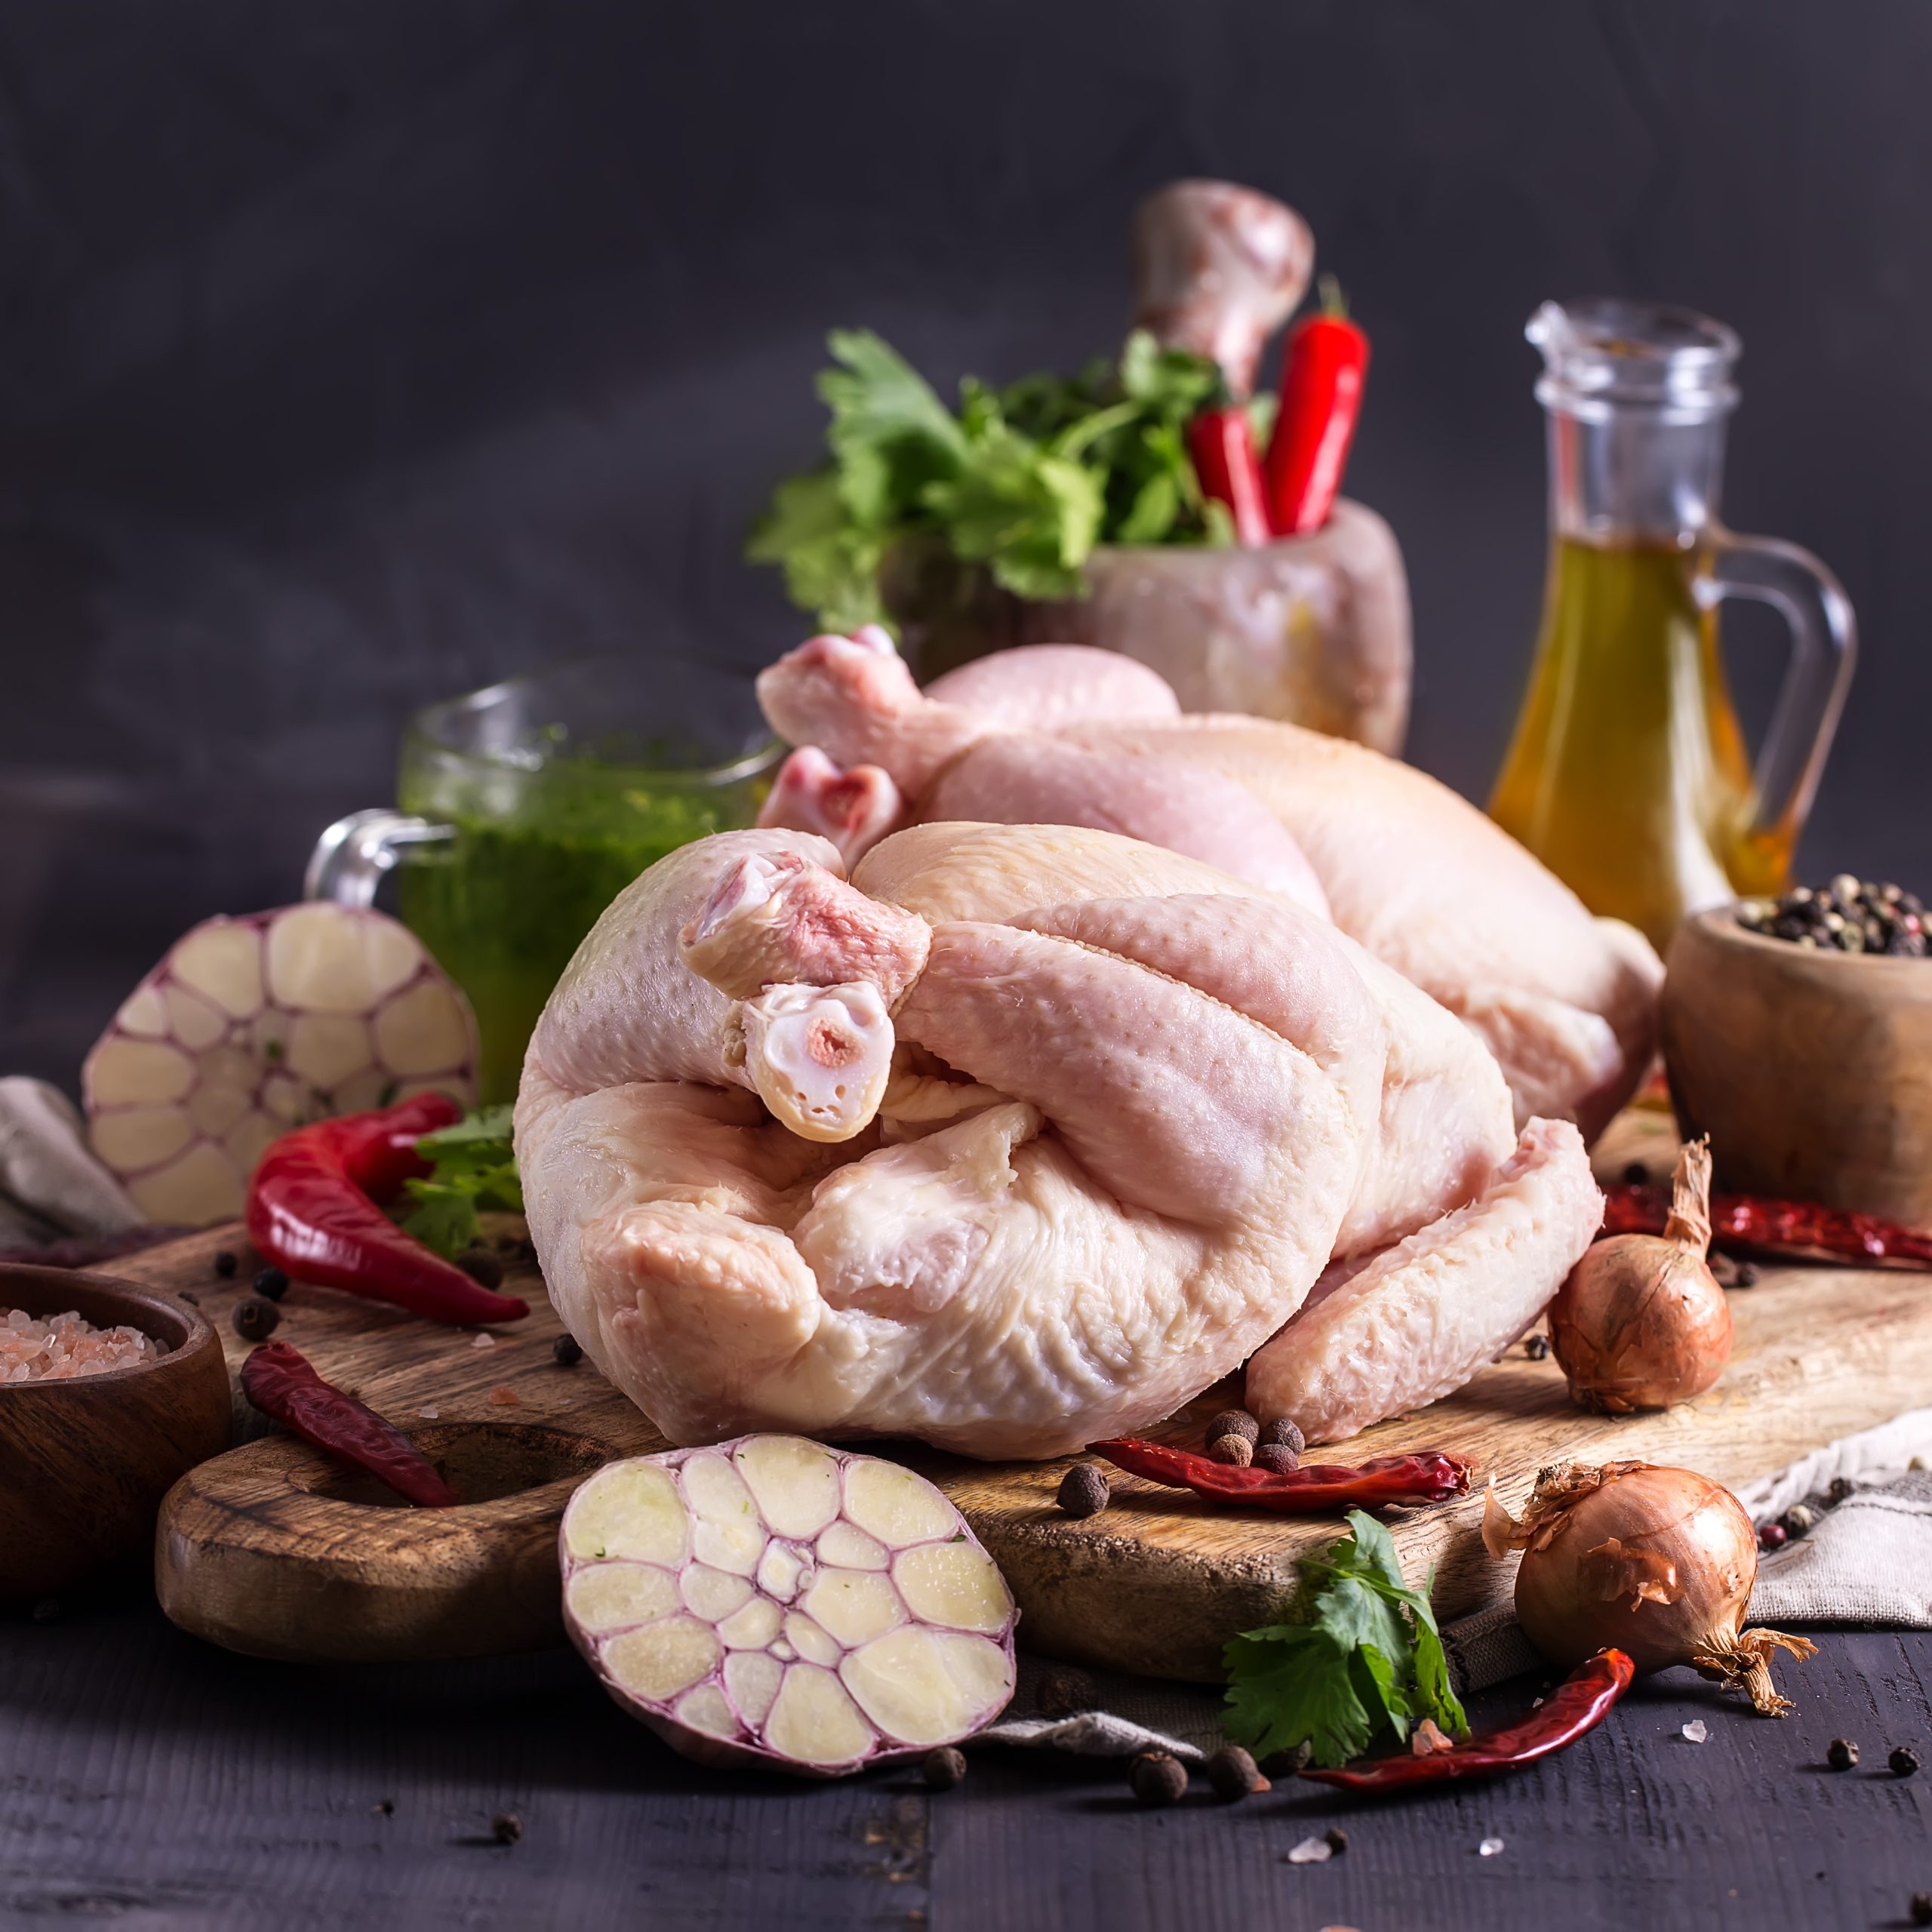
[471,1332,497,1349]
[232,1297,281,1343]
[179,1290,198,1306]
[1056,1464,1110,1518]
[1203,1744,1268,1802]
[1912,1892,1932,1927]
[551,1334,583,1368]
[1260,1740,1314,1777]
[1486,1463,1815,1715]
[457,1247,505,1291]
[488,1385,521,1406]
[2,1307,162,1382]
[242,1340,457,1508]
[1286,1834,1334,1864]
[491,1811,523,1845]
[1411,1718,1456,1755]
[1759,1521,1788,1552]
[921,1746,968,1791]
[1549,1138,1730,1413]
[1829,1477,1855,1504]
[1036,1665,1097,1718]
[1206,1408,1260,1447]
[1599,1183,1932,1270]
[213,1250,238,1279]
[1254,1444,1300,1475]
[1737,876,1927,956]
[1783,1505,1819,1539]
[1621,1161,1650,1186]
[1894,1746,1922,1778]
[253,1266,289,1302]
[1827,1737,1860,1770]
[1734,1263,1761,1287]
[1523,1334,1550,1361]
[1094,1437,1472,1513]
[418,1406,440,1420]
[374,1798,395,1817]
[1323,1826,1349,1854]
[1210,1433,1255,1468]
[1681,1718,1708,1743]
[31,1598,61,1624]
[1478,1837,1506,1857]
[1129,1752,1188,1807]
[1260,1417,1306,1454]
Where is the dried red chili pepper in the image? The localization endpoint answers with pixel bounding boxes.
[1302,1648,1634,1793]
[1601,1183,1932,1270]
[241,1340,458,1508]
[1263,275,1369,536]
[1091,1437,1472,1512]
[245,1094,528,1324]
[1186,407,1272,547]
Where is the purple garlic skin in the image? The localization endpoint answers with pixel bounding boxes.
[560,1435,1018,1778]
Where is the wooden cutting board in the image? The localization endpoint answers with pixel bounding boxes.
[125,1107,1932,1680]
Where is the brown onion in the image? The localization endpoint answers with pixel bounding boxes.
[1484,1460,1814,1715]
[1549,1137,1730,1412]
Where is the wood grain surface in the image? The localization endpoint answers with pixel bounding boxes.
[122,1100,1932,1678]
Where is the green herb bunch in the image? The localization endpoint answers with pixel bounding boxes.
[747,328,1251,632]
[401,1106,523,1259]
[1222,1509,1469,1768]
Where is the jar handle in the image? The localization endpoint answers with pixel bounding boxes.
[304,808,454,908]
[1698,530,1857,841]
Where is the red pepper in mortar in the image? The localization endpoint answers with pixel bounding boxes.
[1186,407,1272,547]
[1093,1438,1472,1512]
[242,1340,458,1509]
[1263,275,1370,536]
[1302,1648,1635,1794]
[1601,1183,1932,1270]
[245,1094,528,1324]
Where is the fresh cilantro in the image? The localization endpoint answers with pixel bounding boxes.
[749,327,1250,629]
[398,1104,523,1260]
[1221,1509,1469,1769]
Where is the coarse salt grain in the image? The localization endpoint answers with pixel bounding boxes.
[471,1333,496,1349]
[418,1406,440,1420]
[488,1385,520,1405]
[1478,1837,1505,1857]
[1682,1719,1709,1743]
[1287,1835,1334,1864]
[0,1307,163,1382]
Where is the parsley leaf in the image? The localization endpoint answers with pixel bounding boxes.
[1221,1509,1469,1768]
[399,1105,523,1259]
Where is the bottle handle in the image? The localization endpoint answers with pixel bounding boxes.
[1697,529,1857,840]
[304,808,454,908]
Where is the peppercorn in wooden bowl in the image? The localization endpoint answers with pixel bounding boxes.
[1662,901,1932,1231]
[0,1263,232,1600]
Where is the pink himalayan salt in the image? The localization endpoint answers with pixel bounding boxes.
[1,1306,165,1382]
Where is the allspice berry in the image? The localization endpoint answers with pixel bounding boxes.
[1205,1408,1259,1448]
[1254,1444,1299,1475]
[1057,1464,1110,1518]
[1036,1664,1097,1718]
[491,1810,524,1845]
[1893,1745,1922,1778]
[1259,1417,1305,1454]
[233,1297,281,1342]
[1209,1433,1254,1468]
[457,1247,505,1291]
[1827,1737,1860,1770]
[1129,1752,1189,1807]
[1202,1744,1268,1802]
[921,1746,968,1790]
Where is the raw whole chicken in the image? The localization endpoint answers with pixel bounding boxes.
[516,820,1603,1458]
[756,631,1663,1140]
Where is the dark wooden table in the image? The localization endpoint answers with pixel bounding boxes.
[5,1587,1931,1930]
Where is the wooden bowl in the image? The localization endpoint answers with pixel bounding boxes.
[0,1263,232,1600]
[1662,907,1932,1229]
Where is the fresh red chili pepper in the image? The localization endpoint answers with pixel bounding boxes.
[1091,1437,1472,1512]
[1263,275,1369,537]
[1302,1649,1635,1793]
[241,1340,458,1508]
[1186,406,1272,547]
[245,1094,528,1325]
[1601,1183,1932,1270]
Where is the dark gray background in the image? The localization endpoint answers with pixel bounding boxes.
[3,0,1927,1089]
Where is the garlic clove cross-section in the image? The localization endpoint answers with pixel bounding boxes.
[559,1435,1018,1777]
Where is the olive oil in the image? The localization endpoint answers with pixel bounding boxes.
[1489,536,1791,952]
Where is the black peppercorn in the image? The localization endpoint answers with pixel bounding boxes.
[1254,1443,1299,1475]
[1826,1737,1860,1770]
[233,1297,281,1342]
[1734,1263,1760,1287]
[374,1798,395,1817]
[1129,1752,1188,1807]
[1621,1161,1649,1186]
[457,1248,505,1291]
[1202,1744,1266,1802]
[1057,1464,1109,1518]
[1829,1476,1854,1503]
[922,1746,968,1790]
[1912,1892,1932,1927]
[1894,1746,1922,1777]
[1260,1740,1313,1777]
[30,1597,61,1624]
[551,1333,583,1367]
[1523,1334,1550,1361]
[253,1266,289,1302]
[1324,1826,1349,1854]
[491,1810,524,1844]
[213,1250,238,1279]
[1036,1664,1097,1719]
[1259,1417,1304,1454]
